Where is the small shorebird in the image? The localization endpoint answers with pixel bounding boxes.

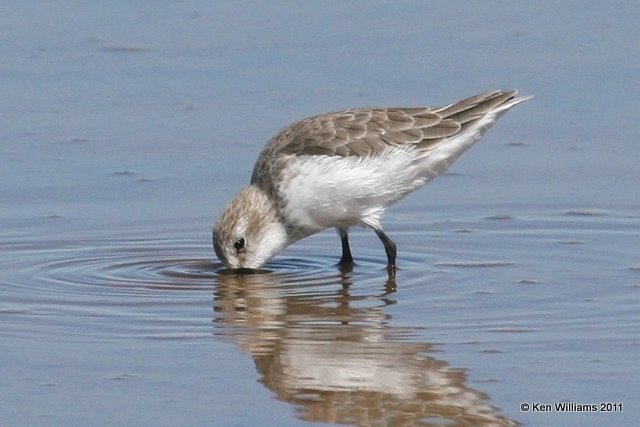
[213,90,530,272]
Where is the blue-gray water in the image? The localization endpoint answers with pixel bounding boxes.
[1,2,638,426]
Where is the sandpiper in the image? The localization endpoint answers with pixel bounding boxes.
[213,90,531,271]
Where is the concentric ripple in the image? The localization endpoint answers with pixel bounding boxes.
[0,228,217,339]
[1,208,638,342]
[0,223,395,340]
[2,236,212,295]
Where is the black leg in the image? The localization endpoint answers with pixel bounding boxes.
[337,227,354,267]
[373,227,397,271]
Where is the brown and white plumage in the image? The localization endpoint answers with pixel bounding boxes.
[213,90,531,271]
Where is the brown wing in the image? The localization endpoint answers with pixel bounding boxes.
[251,90,522,190]
[271,90,518,158]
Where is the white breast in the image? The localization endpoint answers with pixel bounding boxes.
[277,147,434,233]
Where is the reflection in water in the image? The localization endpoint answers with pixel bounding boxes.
[213,272,517,427]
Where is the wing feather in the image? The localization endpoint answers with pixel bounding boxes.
[251,90,530,190]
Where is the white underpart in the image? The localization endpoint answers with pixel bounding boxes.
[278,106,512,235]
[279,148,432,234]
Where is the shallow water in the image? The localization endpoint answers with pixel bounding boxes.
[2,1,639,426]
[2,207,638,426]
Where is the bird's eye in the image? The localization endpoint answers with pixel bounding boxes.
[233,238,245,252]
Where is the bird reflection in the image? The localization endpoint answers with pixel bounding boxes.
[213,271,517,427]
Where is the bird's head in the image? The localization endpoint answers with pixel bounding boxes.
[212,185,289,270]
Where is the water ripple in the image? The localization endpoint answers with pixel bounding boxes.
[3,238,214,295]
[1,208,638,343]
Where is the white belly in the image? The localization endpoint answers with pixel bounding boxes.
[277,147,435,233]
